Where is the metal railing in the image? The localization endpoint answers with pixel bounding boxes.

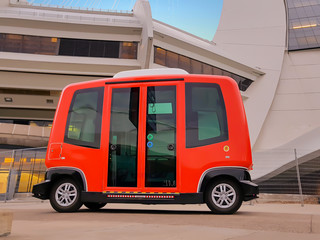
[0,147,47,201]
[252,148,320,205]
[1,146,320,203]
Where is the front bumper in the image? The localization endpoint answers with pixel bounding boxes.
[32,181,51,200]
[240,180,259,201]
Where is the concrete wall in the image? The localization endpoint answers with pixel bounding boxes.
[0,123,50,147]
[254,49,320,150]
[252,49,320,179]
[215,1,320,179]
[213,0,287,147]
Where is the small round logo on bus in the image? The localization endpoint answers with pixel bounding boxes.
[223,145,230,152]
[147,141,154,148]
[147,134,154,141]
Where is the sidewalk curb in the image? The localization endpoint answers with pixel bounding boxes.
[0,210,13,237]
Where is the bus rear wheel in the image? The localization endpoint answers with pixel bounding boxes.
[205,179,242,214]
[49,178,83,212]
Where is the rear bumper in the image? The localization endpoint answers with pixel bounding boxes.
[32,181,51,200]
[240,180,259,201]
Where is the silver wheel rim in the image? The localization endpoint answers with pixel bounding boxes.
[55,183,77,207]
[212,183,236,208]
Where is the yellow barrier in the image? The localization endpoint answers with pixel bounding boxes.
[17,173,45,192]
[4,158,13,163]
[30,158,45,163]
[0,172,9,194]
[1,158,44,164]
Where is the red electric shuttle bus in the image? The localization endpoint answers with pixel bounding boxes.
[33,69,258,214]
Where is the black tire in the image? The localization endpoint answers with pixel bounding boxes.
[84,202,107,211]
[49,178,83,213]
[205,178,243,214]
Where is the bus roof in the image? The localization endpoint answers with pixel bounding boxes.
[113,68,189,79]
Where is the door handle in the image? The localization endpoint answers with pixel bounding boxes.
[110,144,117,151]
[167,144,175,151]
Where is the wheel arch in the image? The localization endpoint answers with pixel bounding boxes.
[46,167,87,192]
[198,167,251,194]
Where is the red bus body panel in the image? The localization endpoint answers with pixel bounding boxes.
[45,74,252,194]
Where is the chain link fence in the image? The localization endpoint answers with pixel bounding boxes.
[0,147,46,201]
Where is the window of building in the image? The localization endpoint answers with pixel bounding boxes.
[74,39,90,56]
[119,42,138,59]
[0,33,137,59]
[89,40,104,57]
[105,41,120,58]
[59,38,75,56]
[64,87,104,149]
[0,33,59,55]
[185,82,228,148]
[3,34,23,53]
[178,55,191,72]
[202,63,213,75]
[166,51,179,68]
[154,47,166,65]
[286,0,320,51]
[39,37,59,55]
[154,46,253,91]
[191,59,202,74]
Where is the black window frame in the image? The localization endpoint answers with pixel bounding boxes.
[185,82,229,148]
[64,87,104,149]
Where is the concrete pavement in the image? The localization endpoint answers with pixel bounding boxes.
[1,199,320,240]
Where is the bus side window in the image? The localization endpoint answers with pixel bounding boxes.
[64,87,104,149]
[185,83,228,148]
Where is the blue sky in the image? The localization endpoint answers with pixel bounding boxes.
[28,0,223,41]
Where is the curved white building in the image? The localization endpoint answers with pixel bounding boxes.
[214,0,320,182]
[0,0,320,185]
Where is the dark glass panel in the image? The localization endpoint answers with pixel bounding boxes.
[287,0,320,50]
[185,83,228,148]
[0,33,5,51]
[202,63,213,74]
[178,55,191,73]
[104,41,120,58]
[59,38,76,56]
[89,40,104,57]
[39,37,59,55]
[22,35,40,54]
[222,70,232,77]
[3,34,22,52]
[108,88,139,187]
[74,39,90,56]
[119,42,137,59]
[212,67,223,75]
[154,47,166,66]
[64,87,104,149]
[166,51,178,68]
[145,86,176,188]
[190,59,202,74]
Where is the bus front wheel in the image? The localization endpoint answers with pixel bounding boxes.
[49,178,83,212]
[205,179,242,214]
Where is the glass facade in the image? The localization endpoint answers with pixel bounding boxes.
[287,0,320,51]
[0,33,59,55]
[0,33,138,59]
[154,46,253,91]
